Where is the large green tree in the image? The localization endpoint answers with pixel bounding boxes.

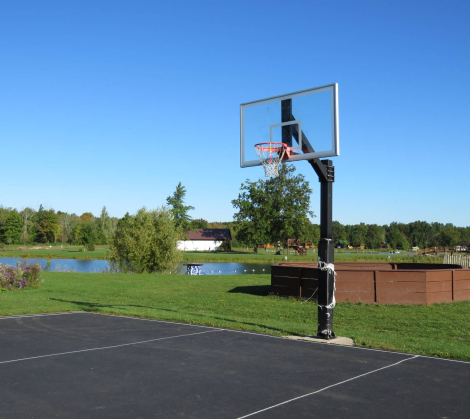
[35,206,59,243]
[332,221,348,246]
[386,223,409,250]
[349,223,368,247]
[109,207,183,274]
[166,183,195,231]
[304,222,320,246]
[408,220,432,248]
[438,224,460,247]
[231,164,314,247]
[365,224,385,249]
[2,210,22,244]
[457,227,470,247]
[20,207,36,244]
[75,220,97,251]
[58,213,78,245]
[0,207,12,244]
[96,206,112,244]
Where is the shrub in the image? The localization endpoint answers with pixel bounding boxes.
[109,206,183,273]
[75,221,97,252]
[85,243,95,251]
[0,262,42,291]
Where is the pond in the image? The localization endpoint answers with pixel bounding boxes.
[0,257,272,275]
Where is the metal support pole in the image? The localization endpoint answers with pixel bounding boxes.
[317,160,335,339]
[281,99,293,148]
[286,103,336,338]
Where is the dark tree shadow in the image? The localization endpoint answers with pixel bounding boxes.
[49,298,154,310]
[228,285,271,296]
[199,229,231,241]
[50,295,295,335]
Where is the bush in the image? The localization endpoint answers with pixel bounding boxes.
[75,221,97,252]
[85,243,95,251]
[109,207,183,274]
[0,262,42,291]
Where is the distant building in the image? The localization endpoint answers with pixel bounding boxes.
[177,229,232,251]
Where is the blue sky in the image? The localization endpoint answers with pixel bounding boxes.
[1,0,469,226]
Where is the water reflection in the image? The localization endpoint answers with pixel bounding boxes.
[0,257,272,275]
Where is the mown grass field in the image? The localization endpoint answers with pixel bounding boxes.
[0,245,443,264]
[0,245,110,260]
[1,272,468,361]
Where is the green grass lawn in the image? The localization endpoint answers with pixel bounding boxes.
[1,272,468,360]
[183,250,441,264]
[0,245,110,260]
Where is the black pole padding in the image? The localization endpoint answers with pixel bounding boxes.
[317,238,335,339]
[317,160,336,339]
[320,163,333,238]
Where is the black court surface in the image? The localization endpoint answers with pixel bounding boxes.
[1,312,469,418]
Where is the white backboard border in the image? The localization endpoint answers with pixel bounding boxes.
[240,83,339,168]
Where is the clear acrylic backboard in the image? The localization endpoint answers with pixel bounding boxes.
[240,83,339,168]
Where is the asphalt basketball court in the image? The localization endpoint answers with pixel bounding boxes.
[1,311,468,418]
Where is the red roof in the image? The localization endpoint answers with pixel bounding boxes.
[185,229,232,241]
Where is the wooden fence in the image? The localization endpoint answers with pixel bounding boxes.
[419,247,468,255]
[443,253,470,268]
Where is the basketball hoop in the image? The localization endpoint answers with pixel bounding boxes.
[254,142,288,177]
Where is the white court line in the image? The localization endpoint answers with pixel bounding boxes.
[237,355,420,419]
[3,311,469,365]
[91,313,470,365]
[0,329,223,365]
[0,312,82,320]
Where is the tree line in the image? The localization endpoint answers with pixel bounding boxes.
[0,205,118,250]
[1,171,469,254]
[330,220,470,250]
[0,184,197,249]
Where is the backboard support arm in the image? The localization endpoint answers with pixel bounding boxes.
[281,99,293,148]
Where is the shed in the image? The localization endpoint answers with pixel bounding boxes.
[178,229,232,251]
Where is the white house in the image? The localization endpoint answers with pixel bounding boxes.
[177,229,232,251]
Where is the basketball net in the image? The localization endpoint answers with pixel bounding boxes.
[254,142,287,177]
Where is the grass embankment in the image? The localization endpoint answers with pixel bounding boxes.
[0,245,110,260]
[1,272,468,361]
[0,245,444,264]
[186,251,443,264]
